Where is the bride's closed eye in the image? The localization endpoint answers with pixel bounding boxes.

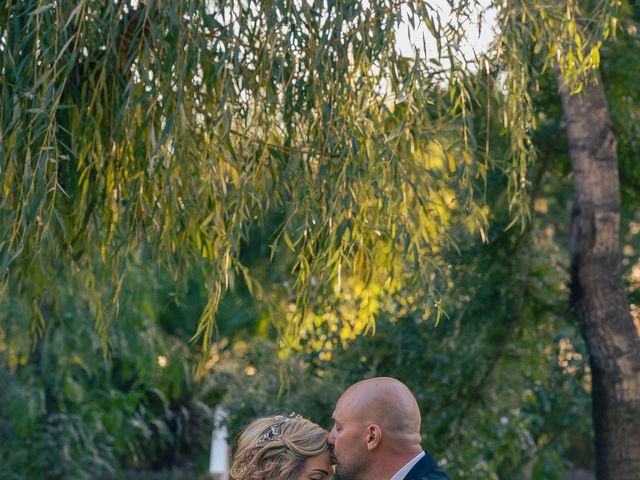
[308,468,331,480]
[309,474,330,480]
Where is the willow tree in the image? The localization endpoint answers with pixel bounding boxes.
[1,0,637,476]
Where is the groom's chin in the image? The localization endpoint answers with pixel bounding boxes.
[332,463,346,479]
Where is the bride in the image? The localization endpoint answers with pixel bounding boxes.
[230,414,333,480]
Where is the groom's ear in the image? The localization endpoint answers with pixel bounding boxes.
[365,424,382,450]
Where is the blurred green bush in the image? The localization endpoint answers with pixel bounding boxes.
[0,259,212,479]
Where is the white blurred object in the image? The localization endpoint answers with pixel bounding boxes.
[209,407,229,479]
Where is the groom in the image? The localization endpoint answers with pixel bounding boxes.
[327,377,450,480]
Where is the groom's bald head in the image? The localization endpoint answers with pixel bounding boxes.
[328,377,423,480]
[340,377,421,439]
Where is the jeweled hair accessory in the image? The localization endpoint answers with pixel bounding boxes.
[254,412,302,446]
[255,422,281,446]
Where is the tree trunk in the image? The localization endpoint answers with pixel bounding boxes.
[558,71,640,478]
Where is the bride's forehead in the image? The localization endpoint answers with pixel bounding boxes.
[302,450,332,470]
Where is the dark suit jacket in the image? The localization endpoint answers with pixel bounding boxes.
[403,451,451,480]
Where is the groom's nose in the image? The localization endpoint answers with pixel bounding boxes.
[327,428,335,446]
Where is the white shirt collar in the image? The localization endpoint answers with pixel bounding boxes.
[389,451,426,480]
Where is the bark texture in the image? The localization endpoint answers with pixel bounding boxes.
[559,72,640,479]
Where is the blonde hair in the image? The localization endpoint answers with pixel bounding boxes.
[230,414,329,480]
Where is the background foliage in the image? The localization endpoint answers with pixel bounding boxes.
[0,0,619,343]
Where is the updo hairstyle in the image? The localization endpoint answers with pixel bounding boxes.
[229,414,329,480]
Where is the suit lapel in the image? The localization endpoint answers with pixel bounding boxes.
[403,452,439,480]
